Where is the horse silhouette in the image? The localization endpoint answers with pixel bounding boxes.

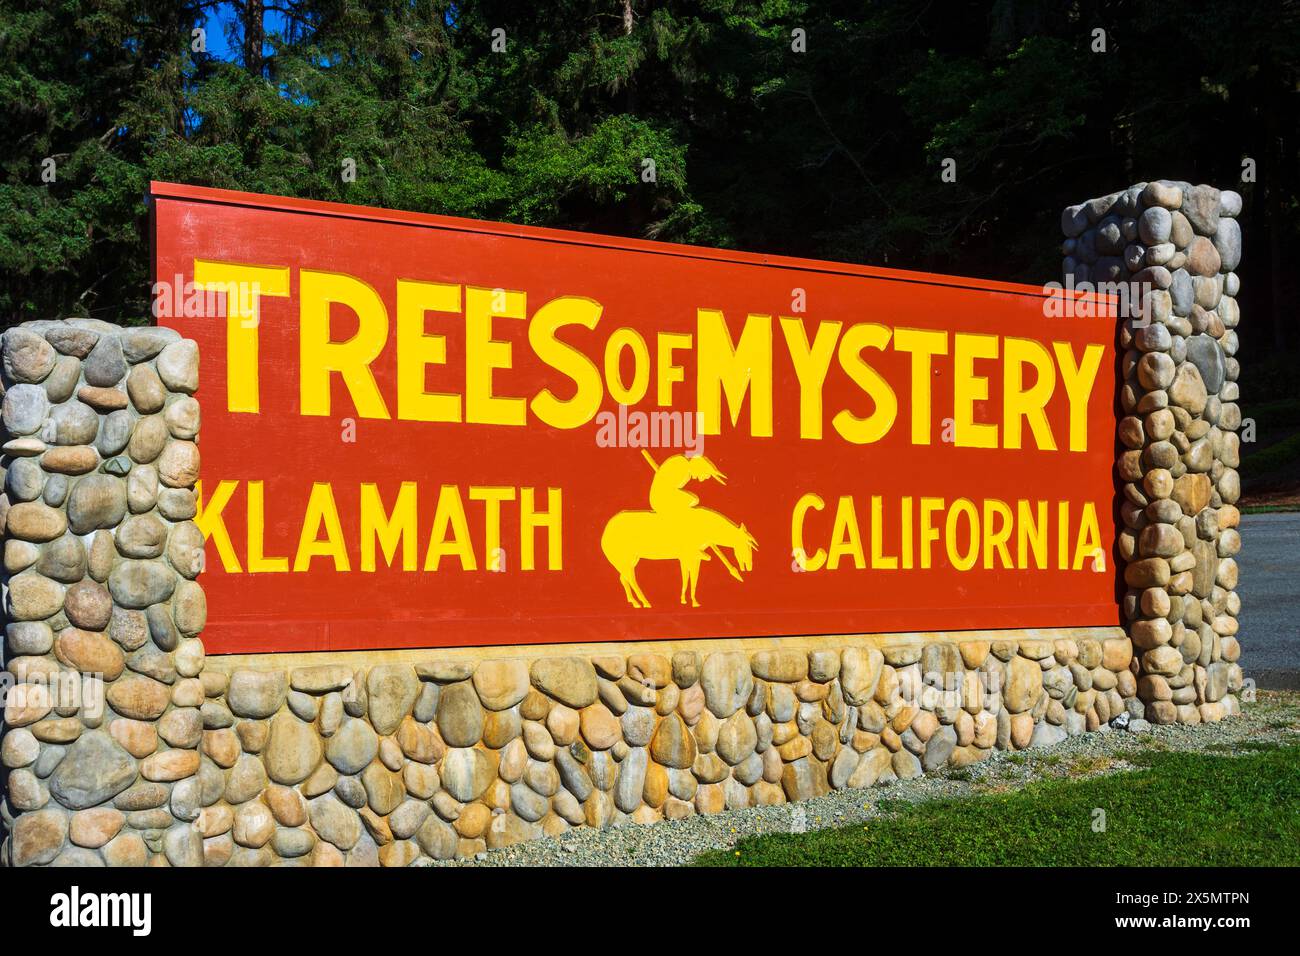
[600,506,757,608]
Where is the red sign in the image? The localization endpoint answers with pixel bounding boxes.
[151,182,1119,654]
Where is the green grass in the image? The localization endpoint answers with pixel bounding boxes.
[694,744,1300,866]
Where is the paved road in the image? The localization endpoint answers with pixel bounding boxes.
[1238,512,1300,689]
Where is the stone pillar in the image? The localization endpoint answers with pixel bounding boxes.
[1,319,207,866]
[1062,182,1245,725]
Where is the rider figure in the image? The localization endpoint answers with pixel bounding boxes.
[647,452,726,515]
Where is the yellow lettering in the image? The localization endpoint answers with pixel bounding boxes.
[604,328,650,406]
[520,487,562,571]
[293,482,350,572]
[530,296,604,429]
[247,480,288,573]
[696,310,773,437]
[833,323,897,445]
[779,317,841,439]
[953,333,999,449]
[827,496,864,570]
[945,498,979,571]
[656,332,692,406]
[466,286,527,426]
[192,260,289,414]
[396,280,462,423]
[300,270,391,418]
[194,479,242,573]
[470,486,516,570]
[870,495,897,569]
[919,497,944,569]
[1053,342,1104,452]
[1003,337,1057,451]
[425,485,476,571]
[982,499,1014,569]
[893,328,948,445]
[360,482,418,571]
[791,494,827,572]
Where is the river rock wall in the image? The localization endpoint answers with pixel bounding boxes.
[1062,181,1247,725]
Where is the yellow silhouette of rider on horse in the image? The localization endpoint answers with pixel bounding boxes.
[600,450,757,608]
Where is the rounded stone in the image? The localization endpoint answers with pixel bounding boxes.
[1141,181,1183,209]
[715,711,758,765]
[106,674,171,720]
[96,409,133,457]
[436,681,484,747]
[620,705,655,746]
[1138,206,1172,245]
[156,339,199,393]
[2,383,50,435]
[67,474,127,534]
[83,335,127,387]
[2,726,41,769]
[530,657,598,708]
[49,401,99,445]
[175,638,204,678]
[76,385,127,412]
[6,456,46,502]
[55,628,125,680]
[1185,235,1221,277]
[69,807,125,849]
[1169,363,1208,415]
[141,747,201,782]
[226,669,287,719]
[127,415,169,464]
[166,521,206,579]
[35,534,86,583]
[233,801,276,848]
[223,754,268,805]
[4,328,58,383]
[440,747,494,802]
[145,604,179,650]
[471,659,530,711]
[1182,185,1221,236]
[42,475,69,511]
[416,816,458,860]
[308,794,361,850]
[11,808,69,866]
[157,488,197,520]
[164,396,200,439]
[116,513,167,559]
[42,446,99,475]
[172,579,207,636]
[6,571,65,620]
[6,501,67,542]
[579,702,621,750]
[107,559,175,608]
[700,652,754,717]
[120,326,179,362]
[264,712,323,785]
[1137,352,1175,390]
[157,440,200,487]
[7,621,55,656]
[366,664,419,735]
[126,364,167,413]
[325,718,378,775]
[48,731,138,810]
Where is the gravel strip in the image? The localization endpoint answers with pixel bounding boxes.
[422,691,1300,867]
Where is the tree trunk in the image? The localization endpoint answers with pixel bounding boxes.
[243,0,265,77]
